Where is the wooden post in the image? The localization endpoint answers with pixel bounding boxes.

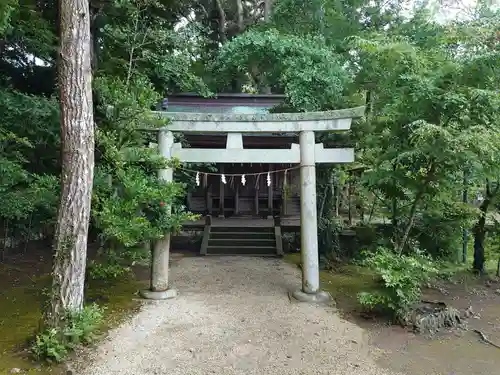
[348,180,353,226]
[200,215,212,255]
[255,183,259,216]
[268,164,274,219]
[274,216,284,256]
[219,165,225,218]
[282,169,288,216]
[187,192,192,211]
[205,185,212,215]
[235,184,240,215]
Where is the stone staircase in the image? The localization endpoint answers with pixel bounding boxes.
[203,226,281,256]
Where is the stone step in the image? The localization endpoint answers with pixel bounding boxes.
[209,231,275,240]
[205,245,278,256]
[208,238,276,247]
[203,253,279,257]
[210,226,274,233]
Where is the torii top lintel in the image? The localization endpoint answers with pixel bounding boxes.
[154,106,365,133]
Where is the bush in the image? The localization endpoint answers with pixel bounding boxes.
[32,329,68,363]
[64,303,104,346]
[87,260,131,281]
[32,304,104,362]
[87,241,152,281]
[357,247,438,321]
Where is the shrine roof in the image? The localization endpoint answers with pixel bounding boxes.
[157,93,285,114]
[158,106,365,123]
[152,93,364,133]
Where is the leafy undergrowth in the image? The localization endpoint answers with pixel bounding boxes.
[285,251,499,324]
[0,259,148,374]
[284,253,380,317]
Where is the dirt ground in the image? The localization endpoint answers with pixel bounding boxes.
[369,279,500,375]
[76,256,396,375]
[1,247,500,375]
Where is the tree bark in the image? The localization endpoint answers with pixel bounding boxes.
[214,0,227,43]
[264,0,273,22]
[472,180,499,274]
[260,0,273,94]
[89,5,100,72]
[473,212,487,274]
[47,0,94,328]
[396,162,435,255]
[396,188,424,255]
[235,0,244,32]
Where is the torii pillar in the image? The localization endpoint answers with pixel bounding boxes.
[141,107,365,302]
[140,129,177,300]
[288,130,330,302]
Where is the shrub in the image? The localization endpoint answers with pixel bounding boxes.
[64,303,104,346]
[32,304,104,362]
[32,329,68,363]
[357,247,438,321]
[87,260,131,281]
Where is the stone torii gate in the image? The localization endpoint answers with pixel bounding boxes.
[140,106,365,302]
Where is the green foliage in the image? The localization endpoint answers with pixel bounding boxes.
[0,0,498,354]
[415,198,478,258]
[87,258,131,281]
[272,0,406,51]
[87,245,151,281]
[352,15,500,254]
[0,0,17,35]
[31,329,68,363]
[32,304,104,362]
[64,304,104,346]
[215,28,350,110]
[99,0,209,95]
[0,90,60,238]
[92,75,197,264]
[357,248,438,320]
[93,166,191,246]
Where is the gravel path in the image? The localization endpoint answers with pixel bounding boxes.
[79,256,398,375]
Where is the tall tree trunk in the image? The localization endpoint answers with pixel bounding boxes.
[47,0,94,328]
[259,0,273,94]
[214,0,226,43]
[89,5,100,72]
[472,180,499,274]
[473,212,487,274]
[391,162,398,242]
[235,0,244,32]
[264,0,273,22]
[396,188,425,255]
[396,162,435,255]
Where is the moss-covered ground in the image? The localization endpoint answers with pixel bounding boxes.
[0,245,148,375]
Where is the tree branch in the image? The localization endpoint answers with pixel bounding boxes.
[396,161,436,255]
[126,10,141,87]
[214,0,227,43]
[235,0,244,32]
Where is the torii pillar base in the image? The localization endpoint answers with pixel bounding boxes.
[291,290,332,304]
[140,288,177,300]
